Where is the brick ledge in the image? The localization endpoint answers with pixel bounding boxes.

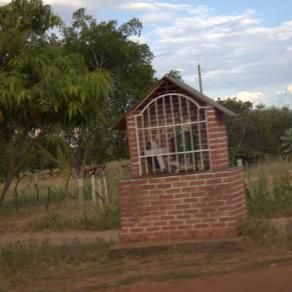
[121,166,243,183]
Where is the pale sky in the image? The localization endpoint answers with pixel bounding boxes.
[8,0,292,107]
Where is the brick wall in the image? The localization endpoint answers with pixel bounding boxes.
[126,113,140,178]
[119,167,246,242]
[207,106,230,170]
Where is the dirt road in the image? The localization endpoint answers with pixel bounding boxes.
[108,264,292,292]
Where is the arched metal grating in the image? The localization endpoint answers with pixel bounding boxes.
[134,93,211,176]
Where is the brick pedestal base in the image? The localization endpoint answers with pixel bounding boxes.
[119,167,247,242]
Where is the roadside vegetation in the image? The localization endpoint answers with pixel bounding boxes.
[0,160,129,233]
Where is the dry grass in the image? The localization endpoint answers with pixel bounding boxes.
[1,157,292,232]
[246,157,292,184]
[245,158,292,218]
[0,160,130,233]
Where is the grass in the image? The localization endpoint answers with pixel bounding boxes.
[0,239,110,277]
[1,157,292,235]
[1,160,130,210]
[239,218,276,244]
[0,202,120,233]
[245,158,292,218]
[0,160,129,233]
[31,205,120,231]
[0,157,291,236]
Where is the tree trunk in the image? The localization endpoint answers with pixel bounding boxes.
[34,173,40,207]
[0,128,40,206]
[0,174,15,206]
[14,177,21,212]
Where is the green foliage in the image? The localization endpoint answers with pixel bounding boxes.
[0,0,61,59]
[0,48,111,127]
[62,8,155,159]
[218,98,292,163]
[167,69,183,80]
[62,9,154,116]
[0,1,112,204]
[281,128,292,155]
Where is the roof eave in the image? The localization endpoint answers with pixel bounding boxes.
[164,75,238,117]
[113,75,238,130]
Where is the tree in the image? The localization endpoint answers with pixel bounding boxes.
[42,116,115,208]
[54,10,156,205]
[62,9,156,158]
[217,98,292,163]
[217,98,255,163]
[167,69,183,81]
[281,128,292,156]
[0,0,111,206]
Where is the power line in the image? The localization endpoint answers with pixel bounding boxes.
[205,68,292,76]
[204,63,292,73]
[201,68,291,107]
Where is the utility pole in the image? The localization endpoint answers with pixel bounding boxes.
[198,64,203,94]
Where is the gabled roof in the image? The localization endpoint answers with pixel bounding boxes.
[113,74,237,130]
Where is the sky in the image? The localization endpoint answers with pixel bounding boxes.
[16,0,292,107]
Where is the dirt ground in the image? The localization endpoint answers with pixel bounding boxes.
[2,246,292,292]
[0,230,119,246]
[107,264,292,292]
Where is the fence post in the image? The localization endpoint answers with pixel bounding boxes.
[237,159,243,167]
[103,175,109,204]
[91,173,97,207]
[98,178,103,206]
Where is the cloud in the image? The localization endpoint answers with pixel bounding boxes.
[136,4,292,104]
[141,12,173,24]
[287,84,292,94]
[276,90,286,95]
[44,0,124,6]
[44,0,83,6]
[119,2,154,11]
[275,84,292,96]
[119,2,190,11]
[226,91,267,104]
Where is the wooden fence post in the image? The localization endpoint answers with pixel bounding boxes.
[91,173,97,207]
